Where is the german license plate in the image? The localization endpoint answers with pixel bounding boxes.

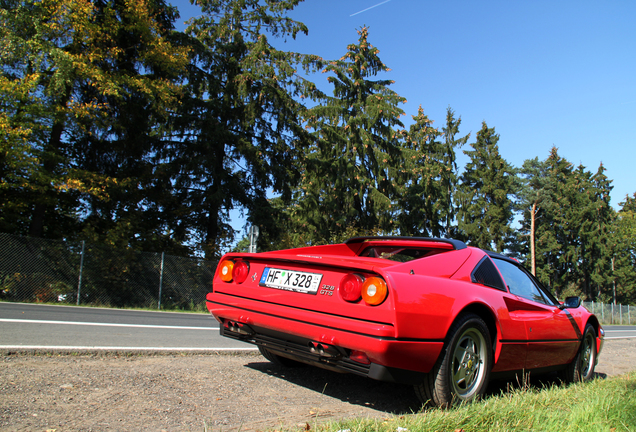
[260,268,323,294]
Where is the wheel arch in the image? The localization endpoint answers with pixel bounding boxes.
[416,301,497,407]
[586,314,601,336]
[452,302,499,351]
[585,314,603,360]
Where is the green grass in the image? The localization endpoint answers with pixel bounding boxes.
[310,374,636,432]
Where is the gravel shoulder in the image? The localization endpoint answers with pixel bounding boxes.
[1,339,635,432]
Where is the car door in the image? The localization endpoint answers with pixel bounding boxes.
[492,258,580,370]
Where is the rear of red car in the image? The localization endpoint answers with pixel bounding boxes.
[205,238,463,382]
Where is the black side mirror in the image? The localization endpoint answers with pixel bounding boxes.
[560,296,581,309]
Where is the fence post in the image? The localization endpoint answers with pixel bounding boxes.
[77,240,85,306]
[158,252,165,310]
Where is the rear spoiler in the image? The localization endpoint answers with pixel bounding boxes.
[345,236,468,250]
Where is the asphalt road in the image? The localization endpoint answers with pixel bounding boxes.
[603,325,636,339]
[0,302,255,351]
[0,302,634,351]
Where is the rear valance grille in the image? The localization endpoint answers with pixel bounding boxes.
[220,324,371,376]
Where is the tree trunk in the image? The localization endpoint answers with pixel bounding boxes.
[28,118,66,237]
[612,256,616,305]
[531,201,536,276]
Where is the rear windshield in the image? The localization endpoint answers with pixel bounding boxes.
[359,246,440,262]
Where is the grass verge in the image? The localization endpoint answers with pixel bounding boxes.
[316,373,636,432]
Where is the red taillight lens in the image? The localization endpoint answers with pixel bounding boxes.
[339,273,363,302]
[232,261,250,284]
[361,276,388,306]
[218,260,234,282]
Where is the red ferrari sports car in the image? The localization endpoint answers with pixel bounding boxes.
[205,237,604,406]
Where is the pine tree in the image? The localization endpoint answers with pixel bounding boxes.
[543,160,614,300]
[291,26,406,244]
[169,0,318,258]
[585,164,614,299]
[456,122,516,252]
[74,0,191,254]
[517,157,553,275]
[528,149,615,300]
[396,106,466,237]
[441,107,470,238]
[570,164,598,298]
[611,193,636,303]
[535,147,575,295]
[0,0,188,241]
[396,106,442,236]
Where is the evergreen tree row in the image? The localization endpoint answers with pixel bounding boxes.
[1,0,634,303]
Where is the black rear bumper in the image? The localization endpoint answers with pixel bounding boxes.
[220,321,426,385]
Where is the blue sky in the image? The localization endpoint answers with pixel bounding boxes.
[172,0,636,212]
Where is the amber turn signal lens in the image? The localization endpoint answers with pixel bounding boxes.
[232,261,250,284]
[361,276,387,305]
[219,260,235,282]
[339,273,363,302]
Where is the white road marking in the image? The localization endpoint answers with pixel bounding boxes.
[0,318,217,330]
[603,330,636,340]
[0,345,257,351]
[603,336,636,340]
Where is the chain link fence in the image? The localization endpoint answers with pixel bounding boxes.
[0,233,217,311]
[2,232,634,321]
[584,301,635,326]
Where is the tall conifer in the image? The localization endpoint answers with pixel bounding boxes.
[170,0,318,258]
[517,157,553,275]
[441,108,469,238]
[535,147,575,293]
[396,106,466,237]
[0,0,188,240]
[292,26,406,244]
[611,194,636,303]
[456,122,516,252]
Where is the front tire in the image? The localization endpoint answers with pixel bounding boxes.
[559,323,597,383]
[414,314,492,407]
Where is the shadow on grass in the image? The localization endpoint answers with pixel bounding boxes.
[244,360,605,415]
[487,369,608,399]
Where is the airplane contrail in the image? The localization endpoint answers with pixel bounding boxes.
[350,0,392,17]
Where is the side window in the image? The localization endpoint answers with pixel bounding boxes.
[493,258,554,305]
[471,257,507,291]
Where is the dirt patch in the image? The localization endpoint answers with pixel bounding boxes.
[1,339,634,432]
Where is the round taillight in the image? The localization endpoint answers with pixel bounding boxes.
[361,276,387,306]
[232,261,250,284]
[339,273,363,302]
[218,260,234,282]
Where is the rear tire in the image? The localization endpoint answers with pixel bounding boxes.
[258,346,303,367]
[414,314,492,407]
[559,323,597,383]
